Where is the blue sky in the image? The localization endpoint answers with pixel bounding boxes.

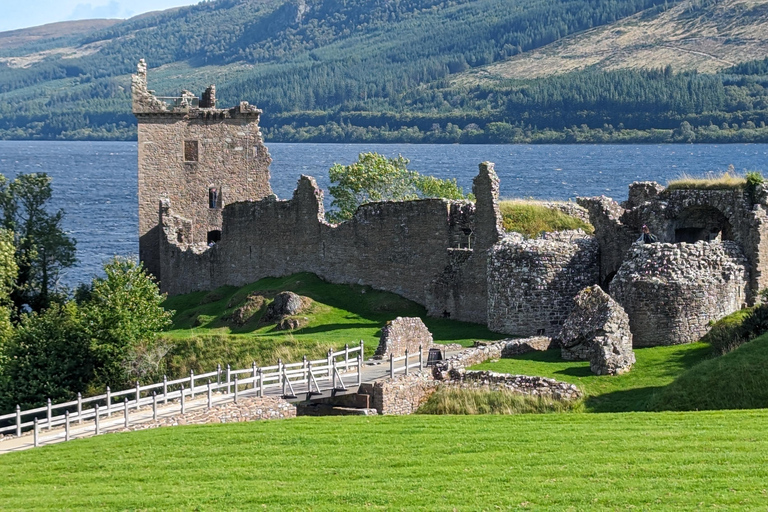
[1,0,198,33]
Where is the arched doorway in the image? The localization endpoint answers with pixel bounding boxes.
[673,206,733,243]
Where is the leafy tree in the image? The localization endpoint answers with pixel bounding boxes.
[0,302,92,410]
[327,152,472,223]
[0,173,76,314]
[81,257,172,388]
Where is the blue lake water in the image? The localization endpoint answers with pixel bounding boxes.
[1,140,767,286]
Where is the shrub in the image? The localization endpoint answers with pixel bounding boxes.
[416,386,582,415]
[703,308,753,355]
[745,170,764,204]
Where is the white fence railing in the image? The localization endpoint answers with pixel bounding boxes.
[388,345,426,378]
[0,341,365,447]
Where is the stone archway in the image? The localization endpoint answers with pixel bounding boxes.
[672,206,734,243]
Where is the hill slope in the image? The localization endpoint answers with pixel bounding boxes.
[457,0,768,83]
[0,0,679,139]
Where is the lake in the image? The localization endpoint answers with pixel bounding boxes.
[1,141,767,286]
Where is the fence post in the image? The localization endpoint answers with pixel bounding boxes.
[163,375,168,405]
[65,411,70,442]
[234,376,239,404]
[46,398,52,430]
[226,365,231,394]
[207,380,212,409]
[152,392,158,421]
[135,381,141,410]
[327,349,333,383]
[345,344,349,371]
[180,384,186,415]
[419,344,424,372]
[359,340,364,361]
[15,405,21,437]
[279,358,285,395]
[94,404,100,435]
[252,362,257,390]
[33,417,39,448]
[106,386,111,417]
[77,392,82,424]
[217,364,221,387]
[405,349,409,376]
[306,361,312,393]
[258,368,264,398]
[357,354,362,385]
[389,353,394,379]
[190,370,195,399]
[124,399,129,429]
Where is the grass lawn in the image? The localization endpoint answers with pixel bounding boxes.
[161,273,505,375]
[471,343,712,412]
[2,412,768,510]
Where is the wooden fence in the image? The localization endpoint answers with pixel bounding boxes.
[0,341,364,447]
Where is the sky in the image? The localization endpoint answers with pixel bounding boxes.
[0,0,198,33]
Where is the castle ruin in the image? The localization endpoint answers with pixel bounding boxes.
[133,61,768,347]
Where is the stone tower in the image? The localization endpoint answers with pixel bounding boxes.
[132,59,272,279]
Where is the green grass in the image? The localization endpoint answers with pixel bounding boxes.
[648,333,768,411]
[498,200,594,236]
[417,387,582,414]
[161,273,505,375]
[665,171,747,190]
[2,412,768,510]
[471,343,712,412]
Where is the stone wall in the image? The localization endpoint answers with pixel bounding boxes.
[447,371,582,401]
[374,317,433,359]
[610,241,749,346]
[159,165,503,325]
[431,336,555,379]
[359,373,438,415]
[134,60,272,279]
[580,183,768,301]
[487,231,599,337]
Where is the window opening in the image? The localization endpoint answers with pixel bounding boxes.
[207,230,221,245]
[184,140,199,162]
[209,187,219,209]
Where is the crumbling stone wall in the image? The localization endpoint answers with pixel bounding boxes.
[159,166,502,325]
[610,241,749,346]
[374,317,433,359]
[446,371,582,401]
[487,231,599,337]
[580,182,768,300]
[133,60,272,279]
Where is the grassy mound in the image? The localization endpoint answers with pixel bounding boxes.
[648,333,768,411]
[417,387,582,415]
[161,273,505,376]
[3,412,768,509]
[498,200,593,236]
[471,343,711,412]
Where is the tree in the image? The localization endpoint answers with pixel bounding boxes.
[0,302,92,410]
[0,173,76,314]
[81,257,172,388]
[326,153,472,223]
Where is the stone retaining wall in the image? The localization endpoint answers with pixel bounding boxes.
[446,371,582,401]
[359,373,438,415]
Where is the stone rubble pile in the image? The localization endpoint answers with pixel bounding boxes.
[558,285,635,375]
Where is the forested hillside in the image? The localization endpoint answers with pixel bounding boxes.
[0,0,767,142]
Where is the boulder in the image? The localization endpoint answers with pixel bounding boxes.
[263,291,311,323]
[558,285,635,375]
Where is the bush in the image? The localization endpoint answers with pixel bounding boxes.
[705,304,768,355]
[416,386,582,415]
